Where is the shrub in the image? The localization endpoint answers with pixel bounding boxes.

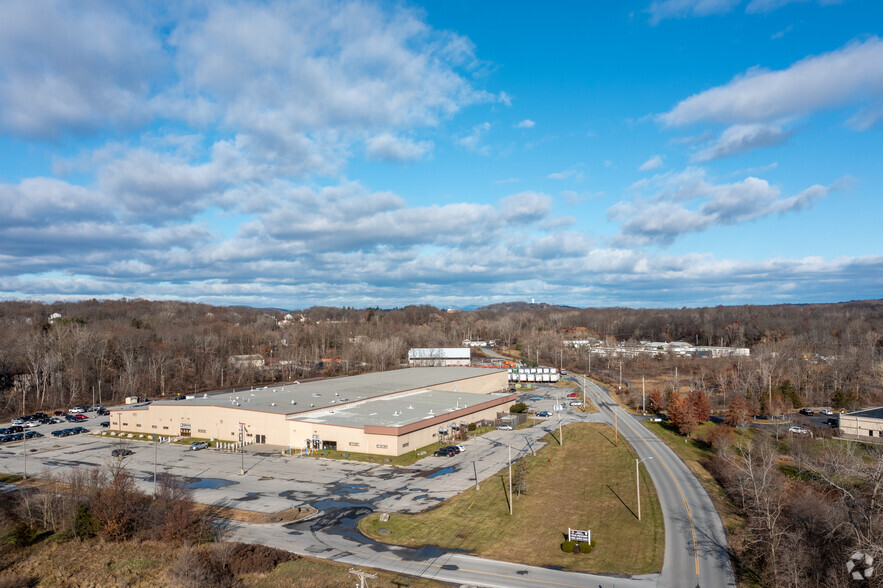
[577,539,597,553]
[561,540,576,553]
[3,523,39,548]
[510,402,528,414]
[467,423,477,432]
[73,503,100,538]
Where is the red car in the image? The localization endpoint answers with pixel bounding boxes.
[567,393,579,398]
[54,410,67,417]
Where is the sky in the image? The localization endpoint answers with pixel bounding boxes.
[0,0,881,310]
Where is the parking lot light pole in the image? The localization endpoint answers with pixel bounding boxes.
[636,457,653,521]
[153,432,158,495]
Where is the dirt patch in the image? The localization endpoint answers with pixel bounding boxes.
[194,504,317,524]
[229,543,297,575]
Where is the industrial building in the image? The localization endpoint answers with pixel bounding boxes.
[407,348,471,367]
[109,367,511,456]
[838,407,883,441]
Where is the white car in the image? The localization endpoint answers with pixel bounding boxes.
[789,426,811,435]
[820,409,834,416]
[69,407,86,414]
[497,424,513,431]
[11,418,24,425]
[454,444,466,453]
[570,400,584,407]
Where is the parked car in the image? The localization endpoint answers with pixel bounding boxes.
[454,444,466,453]
[51,430,67,437]
[537,411,551,417]
[434,446,457,457]
[24,431,42,439]
[789,426,811,435]
[100,421,110,428]
[820,409,834,416]
[96,408,110,416]
[561,369,567,375]
[508,388,517,394]
[799,408,814,416]
[189,441,209,451]
[69,406,86,414]
[54,411,66,417]
[174,395,186,401]
[496,424,513,431]
[33,412,48,419]
[11,417,24,425]
[24,420,40,428]
[826,418,840,428]
[566,393,579,398]
[72,427,88,434]
[570,401,584,407]
[111,448,134,457]
[8,426,23,433]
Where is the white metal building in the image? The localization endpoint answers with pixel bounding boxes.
[408,348,471,367]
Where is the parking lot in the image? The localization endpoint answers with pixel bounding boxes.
[0,384,598,516]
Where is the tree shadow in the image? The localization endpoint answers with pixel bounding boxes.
[606,483,637,520]
[500,475,511,513]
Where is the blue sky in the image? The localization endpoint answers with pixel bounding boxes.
[0,0,881,309]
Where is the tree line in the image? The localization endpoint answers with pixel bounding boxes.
[0,298,880,416]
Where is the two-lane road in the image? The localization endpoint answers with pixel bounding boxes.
[575,374,735,587]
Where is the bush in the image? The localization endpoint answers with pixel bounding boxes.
[3,523,39,548]
[467,423,477,432]
[510,402,528,414]
[561,540,576,553]
[577,539,597,553]
[73,503,100,538]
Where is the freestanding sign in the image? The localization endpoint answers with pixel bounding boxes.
[568,528,591,543]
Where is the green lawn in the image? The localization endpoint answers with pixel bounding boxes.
[359,422,664,574]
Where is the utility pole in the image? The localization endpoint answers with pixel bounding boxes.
[239,422,245,475]
[558,414,563,447]
[618,362,622,391]
[642,375,646,414]
[349,568,377,588]
[153,431,159,495]
[473,460,480,491]
[22,388,26,479]
[98,379,102,405]
[508,443,513,516]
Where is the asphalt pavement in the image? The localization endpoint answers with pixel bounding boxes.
[0,379,735,587]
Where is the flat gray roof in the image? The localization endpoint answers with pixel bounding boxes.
[844,407,883,420]
[148,367,505,416]
[292,389,498,429]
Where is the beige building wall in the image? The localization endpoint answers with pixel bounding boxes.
[110,369,511,454]
[839,414,883,440]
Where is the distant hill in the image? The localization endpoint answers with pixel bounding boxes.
[477,301,579,312]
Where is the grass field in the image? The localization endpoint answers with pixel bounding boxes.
[359,421,664,574]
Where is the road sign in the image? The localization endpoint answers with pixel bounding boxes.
[568,528,590,543]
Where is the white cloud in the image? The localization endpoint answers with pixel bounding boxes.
[745,0,844,14]
[609,167,844,246]
[691,124,791,161]
[516,119,535,128]
[660,37,883,127]
[0,1,165,138]
[457,122,491,153]
[639,155,664,171]
[547,165,585,181]
[647,0,741,24]
[364,133,432,162]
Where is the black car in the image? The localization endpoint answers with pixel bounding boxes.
[111,448,134,457]
[25,431,42,439]
[33,412,48,419]
[96,408,109,416]
[434,446,457,457]
[51,430,67,437]
[799,408,814,416]
[100,421,110,427]
[72,427,88,434]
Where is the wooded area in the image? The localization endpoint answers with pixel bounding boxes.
[0,298,880,417]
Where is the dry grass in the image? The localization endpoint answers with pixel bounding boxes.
[247,557,445,588]
[193,503,317,524]
[359,422,664,575]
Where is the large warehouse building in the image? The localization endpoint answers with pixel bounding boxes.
[838,407,883,441]
[110,367,512,456]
